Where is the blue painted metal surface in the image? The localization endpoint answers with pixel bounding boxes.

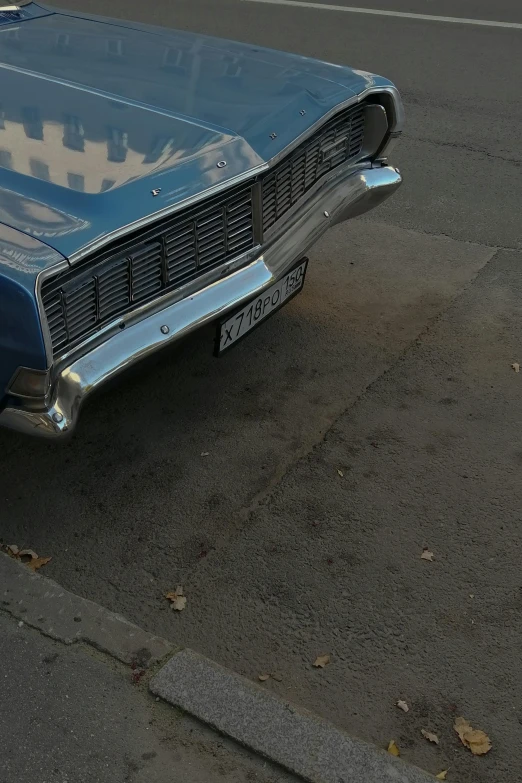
[0,1,393,399]
[0,3,392,257]
[0,224,63,395]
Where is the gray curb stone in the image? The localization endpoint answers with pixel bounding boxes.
[0,553,173,666]
[150,649,435,783]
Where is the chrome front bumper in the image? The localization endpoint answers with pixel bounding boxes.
[0,163,401,439]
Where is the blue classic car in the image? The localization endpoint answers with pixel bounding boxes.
[0,1,403,438]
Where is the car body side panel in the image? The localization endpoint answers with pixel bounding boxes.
[0,223,64,395]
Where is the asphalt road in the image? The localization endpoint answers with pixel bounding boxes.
[1,2,522,781]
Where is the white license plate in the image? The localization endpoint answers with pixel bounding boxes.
[216,258,308,355]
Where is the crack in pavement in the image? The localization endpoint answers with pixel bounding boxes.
[406,133,521,165]
[358,221,521,252]
[183,242,501,581]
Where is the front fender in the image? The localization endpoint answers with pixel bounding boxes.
[0,224,65,397]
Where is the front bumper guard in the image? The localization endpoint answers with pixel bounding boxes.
[0,163,401,439]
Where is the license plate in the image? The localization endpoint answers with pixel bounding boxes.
[215,258,308,355]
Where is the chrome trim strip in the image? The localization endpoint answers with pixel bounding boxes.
[2,163,401,439]
[67,164,268,266]
[35,258,69,367]
[264,84,403,167]
[65,86,402,266]
[368,85,404,133]
[261,159,372,242]
[50,243,262,375]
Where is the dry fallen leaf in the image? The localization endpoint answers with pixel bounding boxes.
[511,363,520,373]
[258,673,270,682]
[454,716,491,755]
[396,700,410,713]
[19,548,38,560]
[421,548,435,561]
[337,469,344,477]
[27,556,52,571]
[313,654,330,668]
[165,586,187,611]
[387,740,400,757]
[435,772,448,780]
[201,451,210,457]
[421,729,439,745]
[2,543,51,570]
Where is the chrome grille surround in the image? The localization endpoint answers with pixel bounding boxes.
[41,184,255,355]
[261,102,365,233]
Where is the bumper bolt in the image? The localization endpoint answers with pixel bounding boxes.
[160,325,170,335]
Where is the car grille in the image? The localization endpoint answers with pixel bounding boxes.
[42,103,370,357]
[261,102,366,232]
[42,184,255,355]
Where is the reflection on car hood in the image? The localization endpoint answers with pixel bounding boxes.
[0,5,388,259]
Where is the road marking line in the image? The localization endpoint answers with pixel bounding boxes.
[242,0,522,29]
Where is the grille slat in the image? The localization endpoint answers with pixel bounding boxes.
[42,184,255,354]
[198,227,224,248]
[166,239,196,259]
[132,250,162,269]
[262,102,366,231]
[68,315,96,339]
[199,247,227,269]
[97,261,130,320]
[169,267,198,286]
[98,284,129,306]
[64,291,96,320]
[167,248,197,267]
[167,253,196,272]
[228,222,253,239]
[201,245,224,260]
[198,214,222,231]
[133,274,162,299]
[133,264,161,281]
[166,227,194,245]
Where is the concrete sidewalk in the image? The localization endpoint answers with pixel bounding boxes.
[0,578,296,783]
[2,614,262,783]
[1,554,434,783]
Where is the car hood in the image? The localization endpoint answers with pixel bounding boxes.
[0,4,388,260]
